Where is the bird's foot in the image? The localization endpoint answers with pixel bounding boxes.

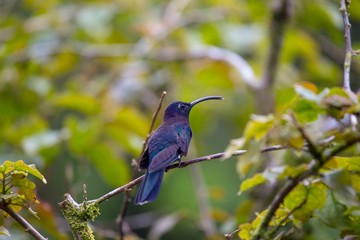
[178,160,183,168]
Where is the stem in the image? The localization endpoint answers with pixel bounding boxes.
[1,205,47,240]
[86,145,286,204]
[339,0,353,90]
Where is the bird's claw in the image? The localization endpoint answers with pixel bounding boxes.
[178,160,183,168]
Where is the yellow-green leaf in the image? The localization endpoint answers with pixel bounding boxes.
[238,223,251,240]
[326,156,360,172]
[284,183,326,221]
[240,173,266,193]
[0,161,16,175]
[243,114,274,141]
[13,160,47,184]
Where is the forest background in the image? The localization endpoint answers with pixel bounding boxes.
[1,0,360,239]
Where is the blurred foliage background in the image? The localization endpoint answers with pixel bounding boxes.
[0,0,360,239]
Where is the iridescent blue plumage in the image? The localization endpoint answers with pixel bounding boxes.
[134,96,223,205]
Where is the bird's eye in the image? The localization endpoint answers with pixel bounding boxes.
[178,103,186,109]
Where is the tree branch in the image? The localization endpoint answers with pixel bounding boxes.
[84,145,286,204]
[224,228,240,240]
[290,113,322,161]
[339,0,353,91]
[59,144,287,239]
[140,91,167,158]
[0,205,47,240]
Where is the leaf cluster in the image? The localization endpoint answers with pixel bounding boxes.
[0,160,46,237]
[229,84,360,239]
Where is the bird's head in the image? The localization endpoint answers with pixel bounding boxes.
[163,96,223,121]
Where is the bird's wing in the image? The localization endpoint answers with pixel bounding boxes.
[138,147,149,170]
[148,123,192,173]
[148,143,179,173]
[177,124,192,156]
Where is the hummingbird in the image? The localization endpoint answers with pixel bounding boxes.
[134,96,223,205]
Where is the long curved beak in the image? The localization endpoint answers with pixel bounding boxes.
[190,96,224,108]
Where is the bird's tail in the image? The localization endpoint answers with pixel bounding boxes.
[134,170,164,205]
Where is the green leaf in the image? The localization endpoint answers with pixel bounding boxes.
[243,114,274,141]
[0,161,16,175]
[0,160,46,184]
[13,160,47,184]
[292,99,322,123]
[317,193,350,230]
[240,173,266,193]
[0,193,21,201]
[278,164,308,180]
[252,209,269,229]
[284,182,326,221]
[12,178,38,204]
[0,226,10,237]
[238,223,251,240]
[323,169,358,206]
[324,156,360,172]
[11,171,27,179]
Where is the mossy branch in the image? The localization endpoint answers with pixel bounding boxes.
[59,192,100,240]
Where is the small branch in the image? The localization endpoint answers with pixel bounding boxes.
[59,193,100,240]
[1,205,47,240]
[339,0,353,90]
[140,91,167,157]
[91,176,144,205]
[290,113,323,161]
[85,145,286,204]
[224,228,240,240]
[59,144,287,239]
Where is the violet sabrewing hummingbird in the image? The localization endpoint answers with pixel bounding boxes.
[134,96,223,205]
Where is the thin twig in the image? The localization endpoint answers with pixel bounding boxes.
[0,205,47,240]
[88,145,286,204]
[290,113,323,161]
[140,91,167,157]
[117,91,167,239]
[339,0,353,90]
[224,228,240,239]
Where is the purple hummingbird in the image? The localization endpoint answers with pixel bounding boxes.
[134,96,223,205]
